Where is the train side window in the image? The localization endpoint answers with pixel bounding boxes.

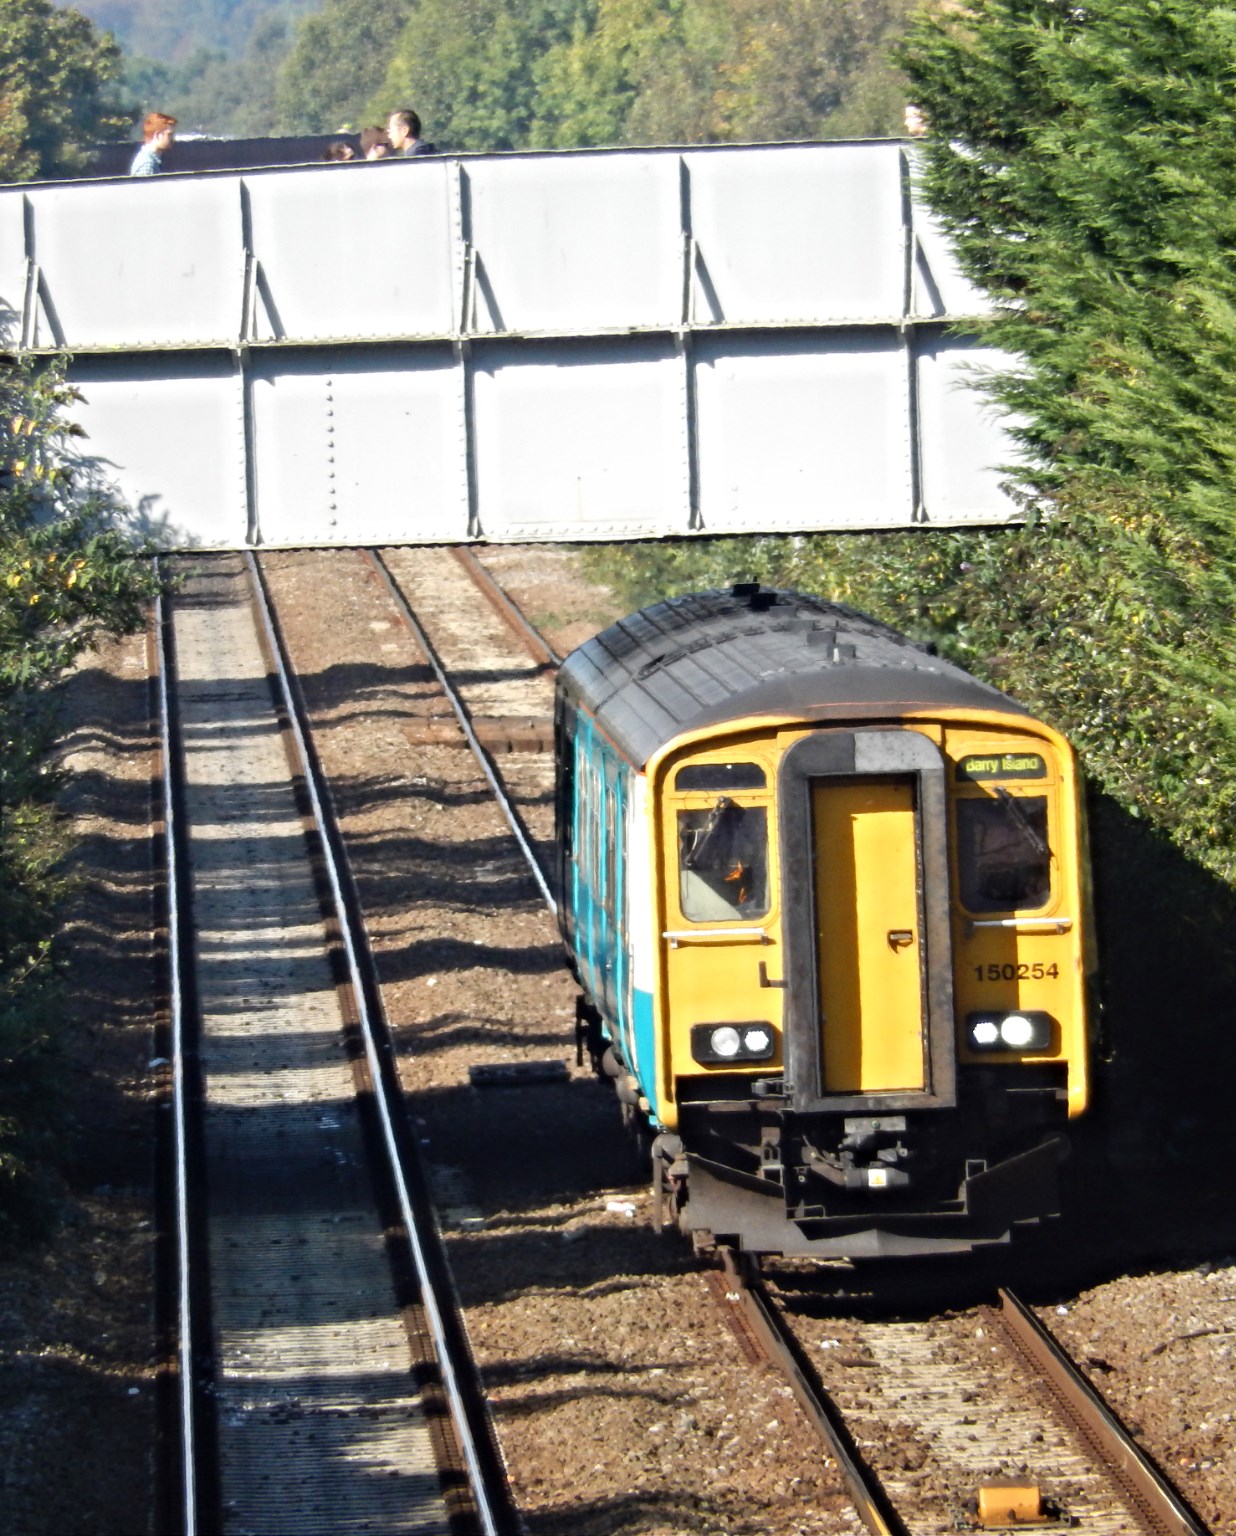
[678,797,769,921]
[956,792,1052,912]
[558,704,575,857]
[603,760,617,922]
[588,757,602,883]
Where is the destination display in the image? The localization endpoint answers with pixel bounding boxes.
[955,751,1048,782]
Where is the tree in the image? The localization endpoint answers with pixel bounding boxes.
[894,0,1236,878]
[274,0,414,133]
[684,0,910,143]
[902,3,1236,510]
[372,0,594,152]
[0,0,127,180]
[530,0,681,148]
[125,12,298,137]
[530,0,910,148]
[266,0,911,152]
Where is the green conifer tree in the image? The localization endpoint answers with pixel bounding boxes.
[892,0,1236,879]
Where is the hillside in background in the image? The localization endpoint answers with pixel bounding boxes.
[78,0,317,61]
[73,0,319,136]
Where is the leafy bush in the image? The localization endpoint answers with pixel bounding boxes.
[0,359,158,1231]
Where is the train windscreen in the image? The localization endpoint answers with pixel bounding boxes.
[678,797,770,921]
[955,792,1052,912]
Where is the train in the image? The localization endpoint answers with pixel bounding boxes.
[553,584,1093,1259]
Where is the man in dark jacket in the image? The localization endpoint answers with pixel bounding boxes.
[386,110,437,157]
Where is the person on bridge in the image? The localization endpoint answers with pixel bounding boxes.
[359,127,393,159]
[130,112,177,176]
[386,109,437,157]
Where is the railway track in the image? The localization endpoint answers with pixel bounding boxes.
[154,552,515,1534]
[360,547,555,911]
[713,1253,1212,1535]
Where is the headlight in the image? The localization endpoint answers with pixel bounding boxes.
[966,1011,1054,1053]
[1000,1014,1036,1048]
[691,1022,777,1066]
[711,1026,741,1058]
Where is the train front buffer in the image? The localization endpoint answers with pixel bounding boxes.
[651,716,1091,1260]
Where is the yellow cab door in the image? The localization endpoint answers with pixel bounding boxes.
[812,775,926,1092]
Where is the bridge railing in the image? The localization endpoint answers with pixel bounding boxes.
[1,141,1015,548]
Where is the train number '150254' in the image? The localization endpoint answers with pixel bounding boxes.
[974,962,1060,982]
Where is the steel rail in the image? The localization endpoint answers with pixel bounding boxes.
[362,547,557,915]
[449,546,563,669]
[153,569,198,1536]
[995,1289,1211,1536]
[718,1250,910,1536]
[244,551,513,1536]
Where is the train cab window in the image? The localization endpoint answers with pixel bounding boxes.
[956,792,1052,912]
[678,797,769,921]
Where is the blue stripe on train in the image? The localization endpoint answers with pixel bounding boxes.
[570,718,659,1125]
[632,987,658,1124]
[574,715,596,997]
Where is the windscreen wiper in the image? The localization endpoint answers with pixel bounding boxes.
[995,785,1050,859]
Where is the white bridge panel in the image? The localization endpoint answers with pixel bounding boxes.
[685,144,906,325]
[28,178,243,348]
[695,336,913,530]
[918,341,1021,524]
[245,163,458,341]
[0,196,25,345]
[251,350,469,545]
[2,141,1023,545]
[465,154,684,334]
[70,360,248,545]
[912,204,989,319]
[473,343,687,539]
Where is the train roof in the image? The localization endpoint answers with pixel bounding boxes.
[558,585,1027,767]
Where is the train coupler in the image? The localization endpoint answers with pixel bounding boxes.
[651,1132,688,1232]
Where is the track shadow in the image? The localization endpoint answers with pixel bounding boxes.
[1043,792,1236,1277]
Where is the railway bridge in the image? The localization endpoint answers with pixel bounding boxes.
[1,139,1017,548]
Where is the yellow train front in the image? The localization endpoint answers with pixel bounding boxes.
[554,585,1092,1259]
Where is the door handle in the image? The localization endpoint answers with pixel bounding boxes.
[758,961,787,989]
[887,929,914,952]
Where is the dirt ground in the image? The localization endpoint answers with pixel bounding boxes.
[0,546,1232,1534]
[0,630,160,1534]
